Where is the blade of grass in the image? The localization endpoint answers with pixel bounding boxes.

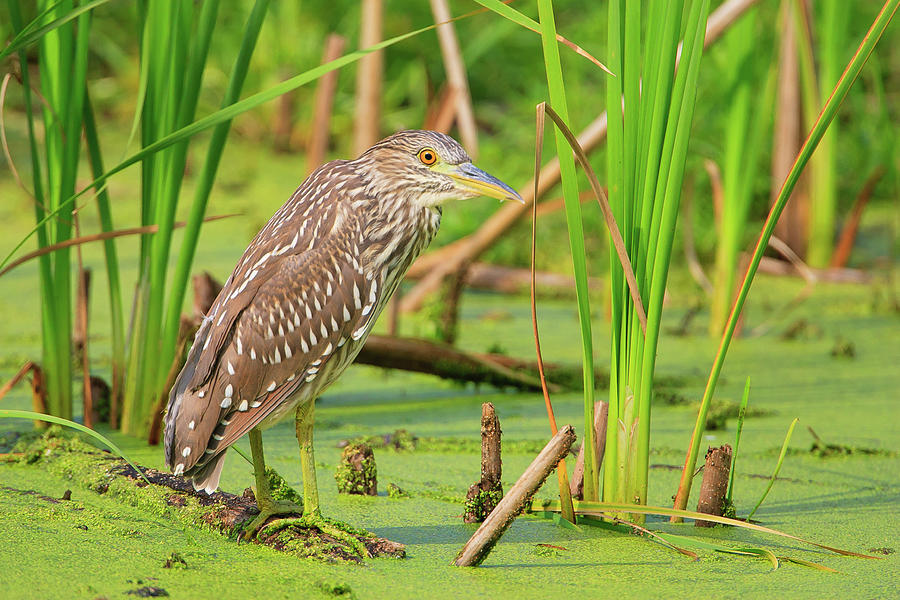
[672,0,900,516]
[0,0,112,61]
[726,377,751,505]
[655,532,778,569]
[536,0,597,504]
[747,418,799,520]
[471,0,611,74]
[0,409,150,485]
[535,499,880,559]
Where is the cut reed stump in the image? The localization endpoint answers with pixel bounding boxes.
[454,425,576,567]
[463,403,502,523]
[695,444,732,527]
[570,401,608,500]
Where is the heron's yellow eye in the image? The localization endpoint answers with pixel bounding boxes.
[418,148,437,166]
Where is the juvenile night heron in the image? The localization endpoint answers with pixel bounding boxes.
[164,130,522,535]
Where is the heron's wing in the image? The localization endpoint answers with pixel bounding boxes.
[165,203,385,475]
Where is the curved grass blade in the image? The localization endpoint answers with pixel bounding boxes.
[541,103,647,334]
[655,532,776,568]
[780,556,838,573]
[533,499,881,559]
[580,516,699,560]
[0,0,113,61]
[747,418,799,520]
[472,0,611,74]
[672,0,900,515]
[0,409,150,485]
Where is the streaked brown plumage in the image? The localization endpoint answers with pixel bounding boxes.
[164,130,521,495]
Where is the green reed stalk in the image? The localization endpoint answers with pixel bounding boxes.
[603,0,709,520]
[536,0,598,503]
[7,0,94,420]
[808,0,850,268]
[709,7,774,336]
[672,0,900,517]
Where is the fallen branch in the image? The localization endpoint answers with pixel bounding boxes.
[454,425,576,567]
[356,335,555,392]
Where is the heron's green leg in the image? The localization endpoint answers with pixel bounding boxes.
[240,428,302,539]
[295,399,320,515]
[265,399,371,557]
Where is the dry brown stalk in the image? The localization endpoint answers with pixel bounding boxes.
[353,0,383,155]
[430,0,479,159]
[830,165,886,269]
[306,34,346,175]
[570,401,608,500]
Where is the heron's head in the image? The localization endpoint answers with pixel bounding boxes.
[360,130,523,208]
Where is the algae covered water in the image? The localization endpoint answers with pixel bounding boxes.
[1,274,898,598]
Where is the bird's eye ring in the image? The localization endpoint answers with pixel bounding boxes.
[418,148,437,166]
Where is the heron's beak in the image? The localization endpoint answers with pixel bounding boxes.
[445,162,524,203]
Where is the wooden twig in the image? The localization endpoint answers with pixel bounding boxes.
[570,401,608,500]
[306,34,346,175]
[453,425,576,567]
[353,0,383,155]
[430,0,478,159]
[0,361,36,402]
[401,0,762,313]
[696,444,732,527]
[464,402,502,523]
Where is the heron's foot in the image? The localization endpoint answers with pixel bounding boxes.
[255,511,404,562]
[240,499,303,541]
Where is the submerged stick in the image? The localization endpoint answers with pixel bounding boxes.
[454,425,575,567]
[695,444,732,527]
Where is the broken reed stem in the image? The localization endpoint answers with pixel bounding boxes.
[570,401,608,500]
[480,402,502,484]
[695,444,732,527]
[454,425,576,567]
[464,402,503,523]
[306,34,346,175]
